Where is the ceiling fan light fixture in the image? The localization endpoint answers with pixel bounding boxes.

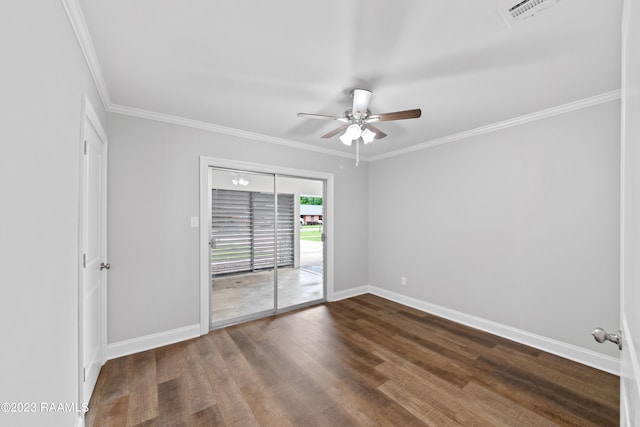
[345,123,362,140]
[339,132,353,146]
[361,127,375,144]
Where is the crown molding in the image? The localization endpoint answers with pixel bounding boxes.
[108,90,619,165]
[369,89,622,162]
[60,0,111,108]
[108,104,361,161]
[61,0,619,164]
[59,0,361,161]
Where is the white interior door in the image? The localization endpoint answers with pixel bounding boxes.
[621,1,640,424]
[81,99,108,404]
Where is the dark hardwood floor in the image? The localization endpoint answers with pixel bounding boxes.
[86,295,619,426]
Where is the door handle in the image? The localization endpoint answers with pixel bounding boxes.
[100,262,111,271]
[591,327,622,350]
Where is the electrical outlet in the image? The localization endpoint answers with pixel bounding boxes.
[401,276,407,286]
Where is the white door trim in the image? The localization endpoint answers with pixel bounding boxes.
[199,156,334,334]
[78,96,108,408]
[620,1,640,424]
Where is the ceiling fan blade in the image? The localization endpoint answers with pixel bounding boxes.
[297,112,340,120]
[367,108,422,122]
[298,113,349,124]
[321,124,348,139]
[366,124,387,140]
[351,89,372,120]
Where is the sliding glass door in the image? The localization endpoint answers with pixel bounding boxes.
[209,169,276,324]
[276,176,324,309]
[209,167,325,328]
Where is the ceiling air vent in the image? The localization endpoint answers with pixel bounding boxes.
[500,0,560,25]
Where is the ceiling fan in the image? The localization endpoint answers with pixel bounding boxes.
[297,88,421,165]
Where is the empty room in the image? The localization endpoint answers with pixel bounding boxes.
[2,0,640,426]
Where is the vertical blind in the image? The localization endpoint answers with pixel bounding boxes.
[211,189,294,276]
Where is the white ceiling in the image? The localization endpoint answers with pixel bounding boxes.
[77,0,622,160]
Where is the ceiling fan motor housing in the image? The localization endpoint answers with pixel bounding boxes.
[350,89,373,120]
[343,108,371,123]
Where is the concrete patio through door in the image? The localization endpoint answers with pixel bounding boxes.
[210,239,324,325]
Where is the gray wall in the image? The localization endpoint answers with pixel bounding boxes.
[106,113,369,343]
[0,2,107,426]
[369,100,621,357]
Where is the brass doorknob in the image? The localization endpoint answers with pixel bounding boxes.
[100,262,111,271]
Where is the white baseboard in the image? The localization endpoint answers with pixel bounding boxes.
[360,286,619,375]
[106,324,201,360]
[330,285,370,302]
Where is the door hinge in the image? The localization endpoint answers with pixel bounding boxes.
[83,367,86,381]
[83,253,86,268]
[83,140,87,155]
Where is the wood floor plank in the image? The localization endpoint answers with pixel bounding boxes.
[535,349,620,399]
[354,319,472,388]
[92,395,130,427]
[229,321,380,426]
[333,301,479,370]
[182,341,218,415]
[155,341,190,384]
[194,332,259,425]
[492,344,619,409]
[471,355,616,426]
[210,329,296,427]
[267,319,415,426]
[96,355,132,404]
[188,404,226,426]
[376,361,484,426]
[378,380,461,426]
[462,381,558,427]
[273,309,389,391]
[125,350,158,427]
[268,307,433,427]
[377,310,490,361]
[86,355,132,426]
[156,377,189,425]
[86,295,619,427]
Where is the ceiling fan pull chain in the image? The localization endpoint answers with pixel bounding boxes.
[355,139,360,167]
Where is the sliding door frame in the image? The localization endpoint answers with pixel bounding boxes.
[199,156,334,334]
